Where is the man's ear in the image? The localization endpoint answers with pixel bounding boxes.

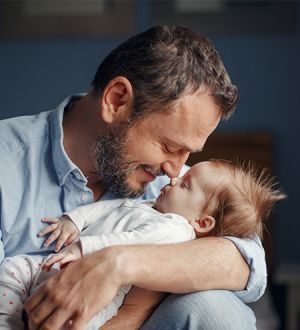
[190,215,215,237]
[100,76,133,124]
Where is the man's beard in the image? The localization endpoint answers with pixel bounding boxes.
[94,121,164,197]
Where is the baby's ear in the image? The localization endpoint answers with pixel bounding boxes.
[190,216,215,237]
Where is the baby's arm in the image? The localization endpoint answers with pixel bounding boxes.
[39,199,123,252]
[101,287,166,330]
[80,213,195,256]
[44,213,194,273]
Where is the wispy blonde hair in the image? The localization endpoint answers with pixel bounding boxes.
[202,159,286,239]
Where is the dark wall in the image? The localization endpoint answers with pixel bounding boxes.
[0,2,299,265]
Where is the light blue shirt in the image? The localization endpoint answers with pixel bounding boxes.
[0,96,266,303]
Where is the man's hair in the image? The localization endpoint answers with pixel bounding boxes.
[202,160,286,239]
[92,25,237,119]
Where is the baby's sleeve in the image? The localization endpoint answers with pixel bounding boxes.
[65,198,123,232]
[79,213,195,256]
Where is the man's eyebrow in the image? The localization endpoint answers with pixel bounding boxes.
[165,139,203,153]
[181,143,203,153]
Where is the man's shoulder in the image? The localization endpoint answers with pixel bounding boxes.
[0,111,52,155]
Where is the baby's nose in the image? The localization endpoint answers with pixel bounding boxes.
[170,177,178,186]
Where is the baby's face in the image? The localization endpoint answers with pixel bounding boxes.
[155,161,226,222]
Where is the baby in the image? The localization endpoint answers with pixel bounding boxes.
[0,160,285,329]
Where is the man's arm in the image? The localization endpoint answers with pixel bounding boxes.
[25,237,250,329]
[123,238,249,292]
[101,287,167,330]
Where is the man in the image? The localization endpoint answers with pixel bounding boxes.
[0,26,264,329]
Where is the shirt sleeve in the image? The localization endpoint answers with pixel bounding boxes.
[0,232,4,264]
[0,198,4,263]
[224,234,267,303]
[80,213,195,256]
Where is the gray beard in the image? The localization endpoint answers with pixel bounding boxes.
[94,121,164,198]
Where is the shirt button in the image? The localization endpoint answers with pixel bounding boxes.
[74,172,82,180]
[81,193,89,202]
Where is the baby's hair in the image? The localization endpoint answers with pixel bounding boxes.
[202,159,286,239]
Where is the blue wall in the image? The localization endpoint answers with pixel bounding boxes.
[0,2,299,265]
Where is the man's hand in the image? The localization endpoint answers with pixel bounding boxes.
[42,241,82,272]
[25,247,124,330]
[39,215,80,252]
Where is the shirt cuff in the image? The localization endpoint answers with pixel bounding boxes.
[224,235,267,303]
[64,209,86,232]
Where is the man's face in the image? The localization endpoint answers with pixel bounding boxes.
[95,90,221,197]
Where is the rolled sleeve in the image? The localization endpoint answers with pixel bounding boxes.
[0,233,4,264]
[225,234,267,303]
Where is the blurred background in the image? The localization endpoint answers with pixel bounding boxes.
[0,1,299,329]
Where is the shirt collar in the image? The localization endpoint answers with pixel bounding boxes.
[49,95,86,186]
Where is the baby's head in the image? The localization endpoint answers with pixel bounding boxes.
[154,160,286,239]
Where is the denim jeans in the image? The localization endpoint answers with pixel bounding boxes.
[141,290,256,330]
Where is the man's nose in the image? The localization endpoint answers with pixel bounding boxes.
[161,151,190,178]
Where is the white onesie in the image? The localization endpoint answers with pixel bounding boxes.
[0,198,195,329]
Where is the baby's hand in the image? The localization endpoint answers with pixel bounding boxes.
[42,241,82,272]
[38,215,80,252]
